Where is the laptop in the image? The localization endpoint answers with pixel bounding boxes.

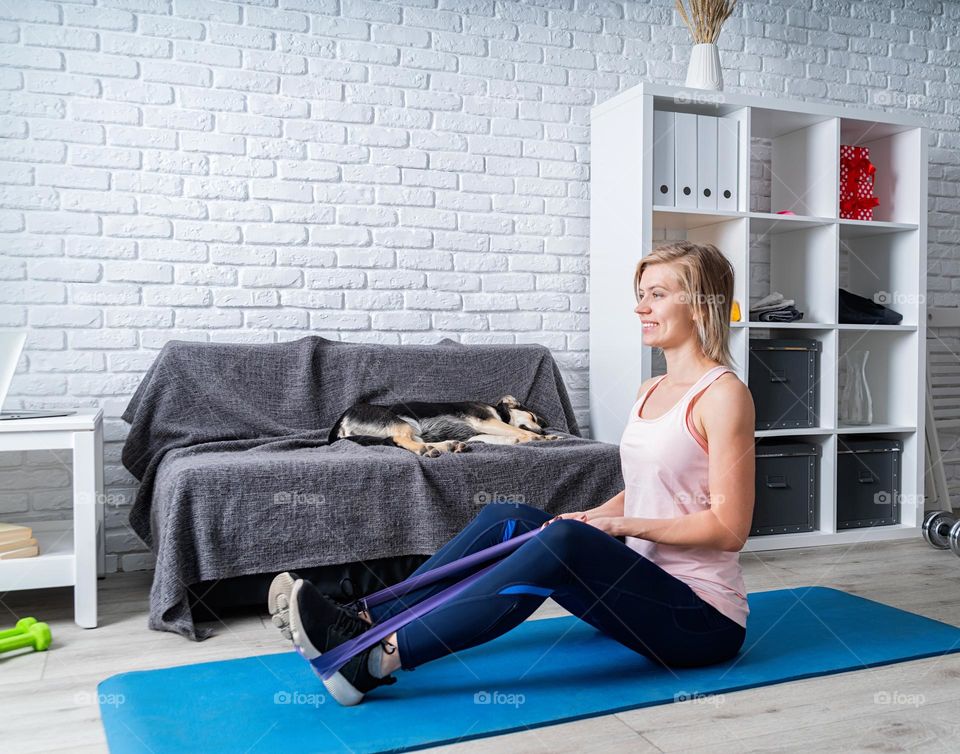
[0,332,75,421]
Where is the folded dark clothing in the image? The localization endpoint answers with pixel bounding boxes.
[838,288,903,325]
[750,301,800,314]
[756,307,804,322]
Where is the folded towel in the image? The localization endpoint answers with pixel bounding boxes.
[750,291,798,314]
[751,291,786,309]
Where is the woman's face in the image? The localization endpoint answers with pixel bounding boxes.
[634,263,697,348]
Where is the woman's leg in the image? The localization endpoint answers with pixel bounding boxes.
[542,524,746,669]
[391,519,746,672]
[366,501,551,624]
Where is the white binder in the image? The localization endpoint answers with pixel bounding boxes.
[652,110,675,206]
[717,117,739,211]
[696,114,718,210]
[674,112,697,208]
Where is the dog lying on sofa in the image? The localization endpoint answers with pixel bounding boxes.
[328,395,562,457]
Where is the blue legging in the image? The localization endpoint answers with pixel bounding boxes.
[366,502,746,670]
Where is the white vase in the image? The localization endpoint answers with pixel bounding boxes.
[685,43,724,91]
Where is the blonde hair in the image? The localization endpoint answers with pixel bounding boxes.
[634,241,735,367]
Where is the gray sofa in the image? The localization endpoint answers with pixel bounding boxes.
[121,336,623,639]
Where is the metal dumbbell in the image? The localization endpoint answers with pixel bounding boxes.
[921,510,960,557]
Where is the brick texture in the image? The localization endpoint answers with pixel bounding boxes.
[0,0,956,571]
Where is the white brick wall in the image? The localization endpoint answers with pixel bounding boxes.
[1,0,957,571]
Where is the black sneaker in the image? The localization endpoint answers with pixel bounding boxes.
[289,578,397,706]
[268,572,368,643]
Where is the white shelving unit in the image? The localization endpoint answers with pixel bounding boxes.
[0,409,104,626]
[589,82,927,552]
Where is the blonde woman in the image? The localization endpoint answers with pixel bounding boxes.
[275,241,756,706]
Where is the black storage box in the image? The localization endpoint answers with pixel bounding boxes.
[752,440,820,536]
[836,436,902,528]
[749,338,821,429]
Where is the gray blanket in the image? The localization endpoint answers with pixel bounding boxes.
[122,336,623,639]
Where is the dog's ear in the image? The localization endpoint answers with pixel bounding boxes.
[499,395,520,407]
[494,399,513,423]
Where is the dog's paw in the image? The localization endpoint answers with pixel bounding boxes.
[451,441,469,453]
[544,434,562,441]
[419,446,442,458]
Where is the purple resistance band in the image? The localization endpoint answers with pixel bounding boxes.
[308,526,543,681]
[360,525,539,609]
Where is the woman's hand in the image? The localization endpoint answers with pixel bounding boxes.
[539,511,588,529]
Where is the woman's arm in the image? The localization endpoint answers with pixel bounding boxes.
[617,508,741,551]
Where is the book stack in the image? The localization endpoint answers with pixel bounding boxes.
[0,523,39,560]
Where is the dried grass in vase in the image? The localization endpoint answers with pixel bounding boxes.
[676,0,737,44]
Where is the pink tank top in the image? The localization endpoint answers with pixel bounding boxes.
[619,365,749,628]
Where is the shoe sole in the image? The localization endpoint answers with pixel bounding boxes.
[268,572,296,614]
[268,572,296,642]
[289,579,365,707]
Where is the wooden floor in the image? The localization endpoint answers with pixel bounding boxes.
[2,537,959,753]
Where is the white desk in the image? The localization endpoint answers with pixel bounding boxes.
[0,409,104,628]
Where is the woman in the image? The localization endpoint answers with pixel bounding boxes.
[271,240,756,707]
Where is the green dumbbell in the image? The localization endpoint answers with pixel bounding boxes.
[0,617,37,640]
[0,618,52,653]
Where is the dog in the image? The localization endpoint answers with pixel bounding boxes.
[327,395,562,457]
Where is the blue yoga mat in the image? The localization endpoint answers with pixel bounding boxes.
[99,587,960,753]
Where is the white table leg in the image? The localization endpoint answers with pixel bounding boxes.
[73,431,98,628]
[95,427,105,578]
